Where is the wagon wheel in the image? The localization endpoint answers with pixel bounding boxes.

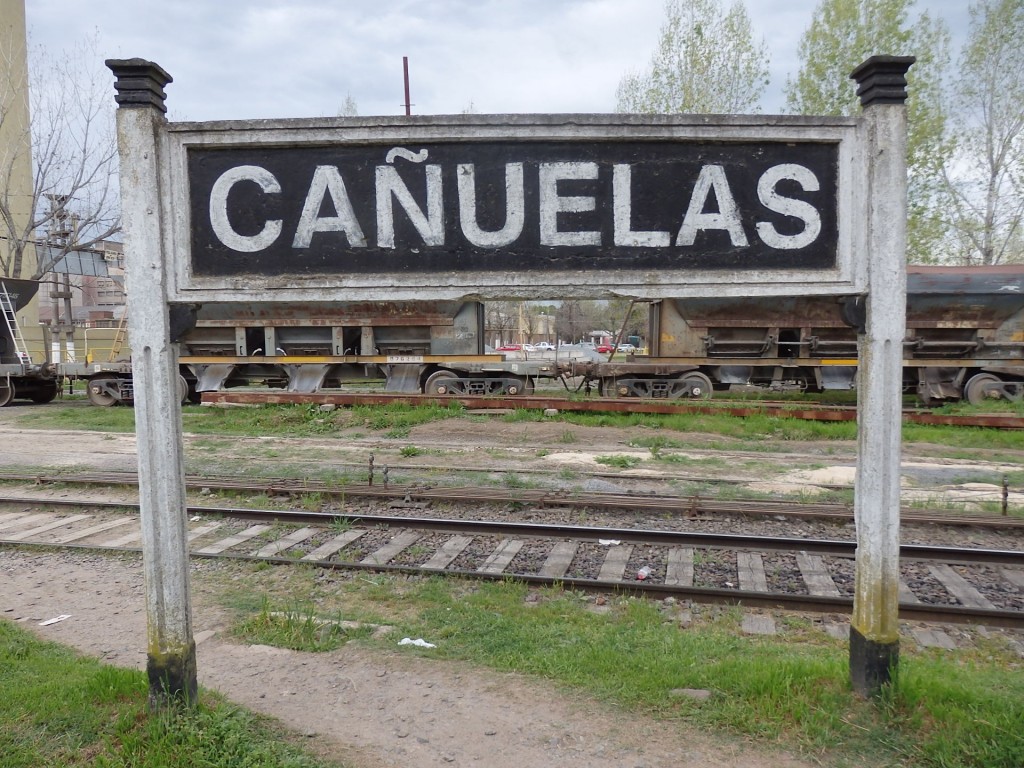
[29,379,59,404]
[505,375,535,396]
[964,373,1001,406]
[677,371,713,399]
[178,375,190,405]
[600,377,625,398]
[87,377,118,407]
[424,370,459,395]
[0,381,13,407]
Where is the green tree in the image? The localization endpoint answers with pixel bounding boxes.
[785,0,953,263]
[616,0,769,114]
[943,0,1024,265]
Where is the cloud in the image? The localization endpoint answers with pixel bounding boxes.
[24,0,971,121]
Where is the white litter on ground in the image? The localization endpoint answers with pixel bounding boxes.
[399,637,436,648]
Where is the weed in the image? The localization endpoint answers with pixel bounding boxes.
[595,454,643,469]
[298,492,323,511]
[503,473,528,489]
[329,517,353,534]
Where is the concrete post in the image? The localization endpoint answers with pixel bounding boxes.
[106,59,198,707]
[848,56,913,697]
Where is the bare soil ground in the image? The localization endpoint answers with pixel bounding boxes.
[2,407,1022,767]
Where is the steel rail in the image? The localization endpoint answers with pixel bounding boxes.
[189,552,1024,629]
[2,470,1022,529]
[5,534,1023,630]
[200,390,1024,429]
[2,495,1022,567]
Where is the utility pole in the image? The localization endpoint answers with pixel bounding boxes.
[46,194,78,363]
[403,56,412,116]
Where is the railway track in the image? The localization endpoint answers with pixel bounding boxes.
[2,495,1023,630]
[200,390,1024,430]
[1,469,1021,529]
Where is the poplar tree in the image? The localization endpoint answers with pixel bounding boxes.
[785,0,952,263]
[615,0,769,114]
[944,0,1024,265]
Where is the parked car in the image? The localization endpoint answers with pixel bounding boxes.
[533,342,555,351]
[596,344,614,353]
[496,344,522,352]
[616,343,637,353]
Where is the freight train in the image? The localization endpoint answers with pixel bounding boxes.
[6,265,1023,408]
[569,265,1024,405]
[80,300,561,406]
[0,277,60,406]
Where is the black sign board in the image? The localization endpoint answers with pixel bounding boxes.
[186,140,839,279]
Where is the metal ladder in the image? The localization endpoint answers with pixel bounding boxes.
[108,311,128,361]
[0,285,32,365]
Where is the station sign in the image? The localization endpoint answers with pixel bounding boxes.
[165,115,862,302]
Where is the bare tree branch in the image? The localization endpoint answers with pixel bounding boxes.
[0,29,119,279]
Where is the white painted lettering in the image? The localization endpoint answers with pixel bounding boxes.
[209,165,282,253]
[755,164,822,250]
[538,162,601,246]
[292,165,367,248]
[375,164,444,248]
[676,165,748,247]
[457,163,525,247]
[612,164,671,247]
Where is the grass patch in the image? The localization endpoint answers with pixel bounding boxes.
[500,408,543,423]
[232,597,373,652]
[0,619,343,767]
[8,401,1022,458]
[13,401,466,439]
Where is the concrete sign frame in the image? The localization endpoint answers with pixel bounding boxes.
[107,55,912,708]
[163,114,865,303]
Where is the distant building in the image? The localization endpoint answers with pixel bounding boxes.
[37,240,125,328]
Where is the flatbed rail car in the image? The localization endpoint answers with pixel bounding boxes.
[569,265,1024,405]
[80,300,558,406]
[0,277,59,406]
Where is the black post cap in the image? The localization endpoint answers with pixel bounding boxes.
[850,56,915,107]
[105,59,173,112]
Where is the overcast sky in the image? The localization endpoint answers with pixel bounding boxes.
[26,0,971,121]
